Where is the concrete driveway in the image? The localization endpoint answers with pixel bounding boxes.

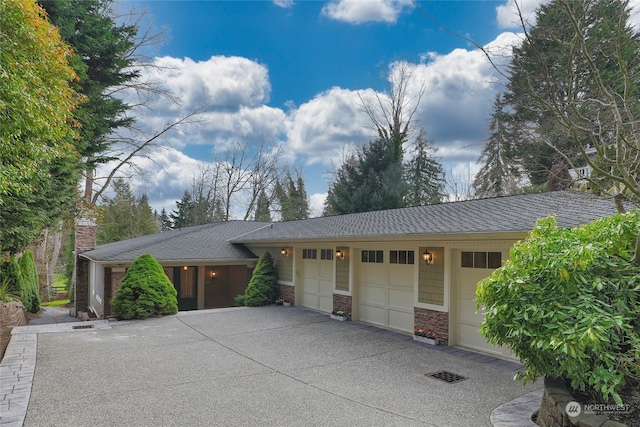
[9,306,541,426]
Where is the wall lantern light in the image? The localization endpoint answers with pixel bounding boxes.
[210,270,216,278]
[280,248,289,257]
[422,250,434,265]
[336,249,345,260]
[183,265,188,271]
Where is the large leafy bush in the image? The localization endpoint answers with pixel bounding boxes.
[477,212,640,405]
[243,251,278,307]
[111,254,178,319]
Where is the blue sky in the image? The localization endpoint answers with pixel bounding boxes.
[110,0,543,217]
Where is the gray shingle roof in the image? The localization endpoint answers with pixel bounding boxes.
[230,190,623,242]
[81,221,270,262]
[82,191,624,263]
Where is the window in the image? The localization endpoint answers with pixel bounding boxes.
[302,249,317,259]
[389,250,415,265]
[320,249,334,260]
[461,251,502,269]
[361,250,384,263]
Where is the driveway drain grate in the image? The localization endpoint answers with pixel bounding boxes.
[72,325,94,330]
[426,371,467,384]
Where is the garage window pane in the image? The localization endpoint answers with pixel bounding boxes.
[488,252,502,269]
[399,250,407,264]
[408,251,415,264]
[361,250,368,262]
[376,250,384,263]
[474,252,487,268]
[390,251,398,263]
[461,252,473,268]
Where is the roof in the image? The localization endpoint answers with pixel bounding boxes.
[81,221,270,263]
[230,190,623,242]
[82,191,623,263]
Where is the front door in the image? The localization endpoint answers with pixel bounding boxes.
[172,266,198,311]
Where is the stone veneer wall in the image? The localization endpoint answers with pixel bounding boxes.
[279,284,294,304]
[74,218,97,316]
[414,307,449,345]
[333,294,352,320]
[536,377,627,427]
[0,302,27,329]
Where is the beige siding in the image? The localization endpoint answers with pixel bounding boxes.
[418,247,444,305]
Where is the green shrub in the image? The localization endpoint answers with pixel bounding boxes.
[17,252,40,313]
[233,294,245,307]
[244,251,277,307]
[111,254,178,319]
[477,212,640,405]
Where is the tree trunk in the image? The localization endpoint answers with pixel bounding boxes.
[47,223,63,292]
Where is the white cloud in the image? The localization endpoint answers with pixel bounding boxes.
[496,0,548,29]
[273,0,294,8]
[285,87,373,165]
[321,0,413,24]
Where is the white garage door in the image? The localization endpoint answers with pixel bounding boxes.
[359,252,414,333]
[454,250,514,359]
[299,251,333,313]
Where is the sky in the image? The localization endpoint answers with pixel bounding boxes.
[101,0,637,218]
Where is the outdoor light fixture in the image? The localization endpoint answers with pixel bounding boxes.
[336,249,344,260]
[281,248,288,257]
[422,250,434,264]
[210,270,216,278]
[183,265,188,271]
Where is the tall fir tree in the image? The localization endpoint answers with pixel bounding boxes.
[254,190,272,222]
[404,129,445,207]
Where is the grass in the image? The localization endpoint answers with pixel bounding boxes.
[42,299,71,307]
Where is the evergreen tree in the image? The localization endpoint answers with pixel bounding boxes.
[17,252,40,313]
[170,191,195,229]
[325,138,406,215]
[254,190,272,222]
[97,179,158,244]
[39,0,138,200]
[159,208,173,231]
[404,129,445,207]
[473,94,521,198]
[276,174,310,221]
[243,251,277,306]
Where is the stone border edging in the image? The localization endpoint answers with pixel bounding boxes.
[536,377,627,427]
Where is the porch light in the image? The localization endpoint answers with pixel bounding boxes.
[422,250,434,264]
[183,265,188,271]
[210,270,216,278]
[281,248,288,257]
[336,249,344,260]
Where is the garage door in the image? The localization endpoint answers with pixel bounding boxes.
[454,250,514,359]
[299,250,333,313]
[359,251,413,333]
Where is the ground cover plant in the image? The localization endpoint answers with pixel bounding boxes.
[477,211,640,407]
[111,254,178,319]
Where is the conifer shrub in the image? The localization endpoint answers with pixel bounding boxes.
[111,254,178,319]
[0,258,22,302]
[243,251,278,307]
[17,252,40,313]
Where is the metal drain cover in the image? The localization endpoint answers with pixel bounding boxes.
[72,324,95,330]
[426,371,467,383]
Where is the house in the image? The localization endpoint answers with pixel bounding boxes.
[76,190,623,359]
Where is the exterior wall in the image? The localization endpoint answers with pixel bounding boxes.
[279,283,295,304]
[418,247,444,305]
[74,218,97,315]
[88,261,104,317]
[414,307,449,345]
[335,247,349,292]
[333,294,352,320]
[103,268,126,317]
